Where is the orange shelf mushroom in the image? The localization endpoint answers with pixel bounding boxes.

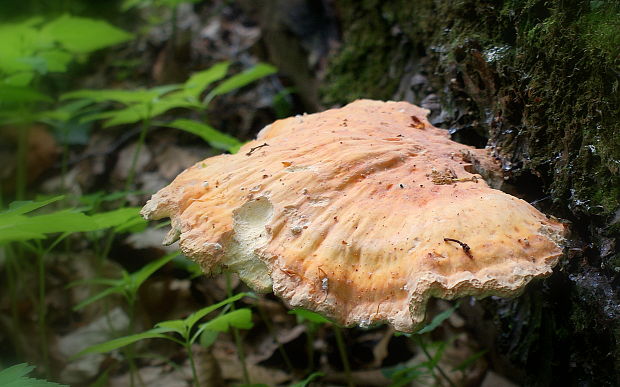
[141,100,566,332]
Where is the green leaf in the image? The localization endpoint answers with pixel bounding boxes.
[62,86,185,126]
[72,328,172,359]
[0,85,53,104]
[2,72,35,86]
[42,15,132,54]
[39,49,73,72]
[3,196,64,215]
[130,251,179,291]
[81,98,199,127]
[88,369,109,387]
[37,99,95,124]
[183,62,229,100]
[120,0,146,11]
[452,349,488,371]
[154,320,187,337]
[204,63,277,103]
[79,106,143,126]
[90,207,142,229]
[9,210,100,234]
[0,21,46,75]
[157,0,202,7]
[199,330,219,348]
[114,215,147,233]
[289,309,332,324]
[0,208,107,244]
[72,285,122,311]
[382,361,430,387]
[0,229,46,243]
[78,190,140,209]
[0,363,67,386]
[0,364,34,382]
[289,372,324,387]
[415,303,459,334]
[196,308,253,339]
[172,255,203,279]
[62,89,161,104]
[166,119,242,151]
[184,293,247,330]
[426,341,446,369]
[67,277,121,288]
[73,252,178,310]
[383,364,427,387]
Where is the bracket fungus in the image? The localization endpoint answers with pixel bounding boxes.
[141,100,566,332]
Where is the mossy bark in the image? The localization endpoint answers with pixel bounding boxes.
[324,0,619,385]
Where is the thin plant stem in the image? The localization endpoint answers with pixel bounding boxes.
[36,233,70,377]
[333,326,354,387]
[5,246,19,330]
[306,327,315,373]
[124,295,145,387]
[256,302,293,372]
[124,114,151,193]
[127,297,136,387]
[100,113,151,264]
[232,319,249,383]
[186,343,201,387]
[60,127,70,192]
[36,251,50,376]
[128,357,137,387]
[225,272,250,385]
[413,335,456,387]
[16,126,29,200]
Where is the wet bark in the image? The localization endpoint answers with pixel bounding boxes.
[323,0,619,385]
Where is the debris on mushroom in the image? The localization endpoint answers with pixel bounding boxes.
[141,99,567,332]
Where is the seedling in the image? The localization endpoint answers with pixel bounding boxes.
[388,303,461,387]
[0,363,68,387]
[0,196,146,376]
[289,309,353,387]
[70,250,179,386]
[58,61,275,253]
[0,16,132,199]
[74,292,255,387]
[71,251,179,313]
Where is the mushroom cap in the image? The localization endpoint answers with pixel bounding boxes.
[142,99,566,332]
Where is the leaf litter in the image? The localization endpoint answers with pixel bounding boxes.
[0,0,491,385]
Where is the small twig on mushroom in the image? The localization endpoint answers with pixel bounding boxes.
[410,115,425,129]
[318,267,329,302]
[443,238,473,259]
[245,142,269,156]
[143,99,567,335]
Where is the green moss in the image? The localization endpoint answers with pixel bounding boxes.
[515,2,620,215]
[327,0,620,218]
[322,0,410,105]
[577,1,620,62]
[325,1,620,382]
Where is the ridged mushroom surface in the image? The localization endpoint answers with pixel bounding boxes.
[142,99,566,332]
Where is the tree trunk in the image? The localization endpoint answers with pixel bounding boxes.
[323,0,619,385]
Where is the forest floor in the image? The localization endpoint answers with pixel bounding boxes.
[0,1,523,386]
